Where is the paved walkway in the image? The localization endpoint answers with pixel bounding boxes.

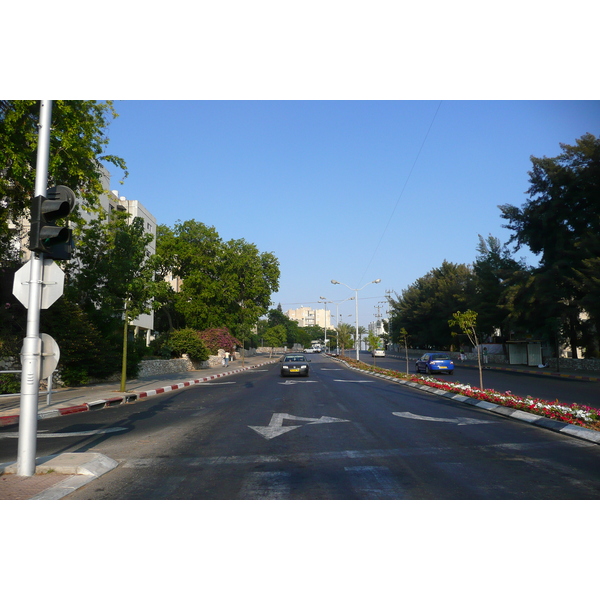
[0,354,279,499]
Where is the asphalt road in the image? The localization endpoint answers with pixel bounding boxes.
[1,353,599,499]
[369,352,600,409]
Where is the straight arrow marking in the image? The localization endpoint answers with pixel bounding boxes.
[392,412,496,426]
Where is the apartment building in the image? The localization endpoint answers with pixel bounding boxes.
[286,306,332,329]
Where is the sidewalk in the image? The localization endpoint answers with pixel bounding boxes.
[0,354,279,499]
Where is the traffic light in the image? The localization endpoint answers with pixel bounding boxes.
[29,185,75,259]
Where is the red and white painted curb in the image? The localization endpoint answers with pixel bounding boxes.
[0,360,278,428]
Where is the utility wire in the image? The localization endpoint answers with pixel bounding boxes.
[357,101,443,286]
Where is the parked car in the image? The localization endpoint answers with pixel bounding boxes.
[280,354,311,377]
[415,352,454,375]
[372,348,385,357]
[304,348,314,353]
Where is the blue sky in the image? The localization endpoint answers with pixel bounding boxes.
[102,100,600,327]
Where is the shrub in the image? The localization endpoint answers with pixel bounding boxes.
[198,327,241,355]
[0,372,20,395]
[169,328,210,362]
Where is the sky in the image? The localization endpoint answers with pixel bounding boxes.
[101,100,600,328]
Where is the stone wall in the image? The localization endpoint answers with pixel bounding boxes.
[137,348,260,377]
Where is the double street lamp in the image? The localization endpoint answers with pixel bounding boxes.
[320,295,354,354]
[331,279,381,361]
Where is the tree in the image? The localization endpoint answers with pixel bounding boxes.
[449,310,483,389]
[65,212,166,391]
[499,133,600,357]
[263,325,286,357]
[366,331,381,363]
[472,234,524,341]
[155,220,280,338]
[389,261,476,349]
[399,327,410,374]
[336,322,354,356]
[0,100,127,268]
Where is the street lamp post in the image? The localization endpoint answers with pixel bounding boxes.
[318,297,328,351]
[331,279,381,361]
[321,295,354,354]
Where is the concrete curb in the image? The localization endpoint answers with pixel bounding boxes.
[331,357,600,445]
[0,360,279,428]
[0,452,119,500]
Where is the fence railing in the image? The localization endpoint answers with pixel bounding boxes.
[0,369,55,404]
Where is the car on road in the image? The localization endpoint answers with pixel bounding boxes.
[304,348,314,353]
[280,353,311,377]
[415,352,454,375]
[372,348,385,357]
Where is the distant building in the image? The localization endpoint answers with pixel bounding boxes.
[286,306,332,329]
[368,319,385,337]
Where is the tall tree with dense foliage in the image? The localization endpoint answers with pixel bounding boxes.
[155,220,280,338]
[62,212,167,389]
[472,234,524,341]
[0,100,127,267]
[499,133,600,357]
[389,261,476,349]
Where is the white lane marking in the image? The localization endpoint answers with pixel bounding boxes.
[249,412,350,440]
[344,466,405,499]
[197,381,236,385]
[392,411,496,426]
[333,380,372,383]
[238,471,291,499]
[321,368,343,371]
[278,380,317,385]
[0,427,128,439]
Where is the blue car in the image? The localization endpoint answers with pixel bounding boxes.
[415,353,454,375]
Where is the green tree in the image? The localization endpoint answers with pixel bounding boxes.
[65,212,166,391]
[389,261,476,350]
[499,133,600,357]
[155,220,279,337]
[263,325,286,357]
[336,322,354,356]
[0,100,127,268]
[449,310,483,389]
[472,234,524,341]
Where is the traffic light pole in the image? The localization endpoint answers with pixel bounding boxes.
[17,100,52,476]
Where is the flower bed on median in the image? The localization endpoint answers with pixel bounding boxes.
[335,356,600,432]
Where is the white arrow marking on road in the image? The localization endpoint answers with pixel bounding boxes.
[249,413,350,440]
[0,427,128,439]
[392,412,496,426]
[278,380,317,385]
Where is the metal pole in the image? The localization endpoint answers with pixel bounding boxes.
[17,100,52,476]
[355,294,359,361]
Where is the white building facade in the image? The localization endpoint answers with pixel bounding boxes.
[286,306,332,329]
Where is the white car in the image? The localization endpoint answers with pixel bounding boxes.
[304,348,314,353]
[372,348,385,357]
